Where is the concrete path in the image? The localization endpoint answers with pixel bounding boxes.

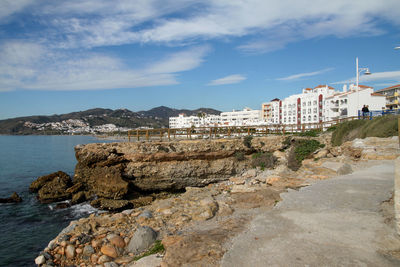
[222,161,400,267]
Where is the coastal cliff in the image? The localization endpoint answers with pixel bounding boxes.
[73,136,285,200]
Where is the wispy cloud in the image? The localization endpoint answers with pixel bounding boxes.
[0,42,210,91]
[207,74,247,86]
[332,70,400,85]
[277,68,334,81]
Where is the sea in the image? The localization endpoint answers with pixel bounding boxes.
[0,135,119,267]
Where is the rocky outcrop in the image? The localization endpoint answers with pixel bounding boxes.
[73,137,285,200]
[30,171,73,203]
[0,192,22,203]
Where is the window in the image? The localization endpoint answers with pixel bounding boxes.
[303,102,306,107]
[308,115,311,121]
[308,101,311,106]
[308,108,311,114]
[313,100,317,105]
[314,115,317,121]
[303,116,306,121]
[313,108,317,113]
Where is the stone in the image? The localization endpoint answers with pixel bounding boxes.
[337,163,353,175]
[127,254,162,267]
[108,234,125,248]
[101,244,118,258]
[55,202,70,209]
[36,172,73,203]
[71,191,86,205]
[90,198,132,211]
[104,262,119,267]
[266,176,281,186]
[0,192,22,203]
[35,255,46,265]
[242,169,257,178]
[65,182,84,194]
[91,254,99,264]
[30,171,70,192]
[98,254,111,264]
[314,149,328,159]
[65,244,75,259]
[127,226,158,254]
[75,248,82,254]
[83,245,95,256]
[115,255,135,264]
[138,210,153,219]
[229,177,245,185]
[231,185,256,193]
[122,209,134,215]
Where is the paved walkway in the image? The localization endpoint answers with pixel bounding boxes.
[222,161,400,267]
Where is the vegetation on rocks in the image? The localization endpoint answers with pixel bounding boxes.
[331,115,398,146]
[288,139,325,171]
[251,152,277,170]
[133,240,164,261]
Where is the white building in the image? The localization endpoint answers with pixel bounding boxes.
[220,108,264,126]
[169,113,221,128]
[262,85,337,126]
[324,84,386,121]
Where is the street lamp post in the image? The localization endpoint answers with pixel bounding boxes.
[355,57,371,115]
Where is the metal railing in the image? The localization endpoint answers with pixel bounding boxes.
[127,116,361,142]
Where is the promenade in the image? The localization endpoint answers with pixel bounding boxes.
[222,161,400,267]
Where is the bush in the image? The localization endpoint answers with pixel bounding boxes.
[297,129,319,137]
[251,152,277,170]
[288,139,325,171]
[234,151,246,161]
[243,136,253,148]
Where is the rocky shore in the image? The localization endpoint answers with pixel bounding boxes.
[32,135,399,266]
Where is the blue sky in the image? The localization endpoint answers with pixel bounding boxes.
[1,0,400,119]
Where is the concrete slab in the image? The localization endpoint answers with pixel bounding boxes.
[222,161,400,267]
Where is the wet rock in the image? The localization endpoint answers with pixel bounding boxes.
[65,244,75,259]
[55,202,70,209]
[90,198,132,211]
[36,172,72,203]
[101,244,118,258]
[127,226,158,254]
[30,171,70,192]
[0,192,22,203]
[35,255,46,265]
[71,191,86,205]
[65,182,84,194]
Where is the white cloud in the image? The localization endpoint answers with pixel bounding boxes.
[277,68,334,81]
[0,0,34,21]
[332,70,400,85]
[0,42,209,91]
[207,74,246,86]
[3,0,400,50]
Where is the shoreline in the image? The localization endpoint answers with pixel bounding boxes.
[33,135,400,266]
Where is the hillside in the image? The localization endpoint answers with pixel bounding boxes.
[0,106,221,135]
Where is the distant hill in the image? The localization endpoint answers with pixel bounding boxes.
[0,106,221,135]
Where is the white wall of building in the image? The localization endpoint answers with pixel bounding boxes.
[220,108,263,126]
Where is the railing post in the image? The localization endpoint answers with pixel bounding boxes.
[146,130,149,141]
[228,127,231,137]
[128,131,131,142]
[160,129,163,141]
[137,130,139,141]
[168,128,171,141]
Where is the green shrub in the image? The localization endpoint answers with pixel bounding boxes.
[234,151,246,161]
[288,139,325,171]
[251,152,277,170]
[243,136,253,148]
[297,129,319,137]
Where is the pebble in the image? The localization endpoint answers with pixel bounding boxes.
[109,235,125,248]
[35,255,46,265]
[104,262,119,267]
[65,244,76,259]
[83,245,95,256]
[138,210,153,219]
[101,244,118,258]
[76,248,83,254]
[91,254,99,264]
[98,254,111,264]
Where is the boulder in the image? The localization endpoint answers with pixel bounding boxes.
[127,226,158,254]
[30,171,70,192]
[90,198,132,211]
[71,191,86,205]
[0,192,22,203]
[37,173,72,203]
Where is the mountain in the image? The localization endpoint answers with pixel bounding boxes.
[0,106,221,135]
[137,106,221,119]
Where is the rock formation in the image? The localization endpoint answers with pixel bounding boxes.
[0,192,22,203]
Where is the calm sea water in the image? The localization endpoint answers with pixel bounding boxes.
[0,135,118,267]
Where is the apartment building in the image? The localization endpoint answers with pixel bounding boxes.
[375,84,400,110]
[169,114,221,128]
[262,85,336,125]
[324,84,386,121]
[220,108,263,126]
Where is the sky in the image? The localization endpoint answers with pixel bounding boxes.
[1,0,400,119]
